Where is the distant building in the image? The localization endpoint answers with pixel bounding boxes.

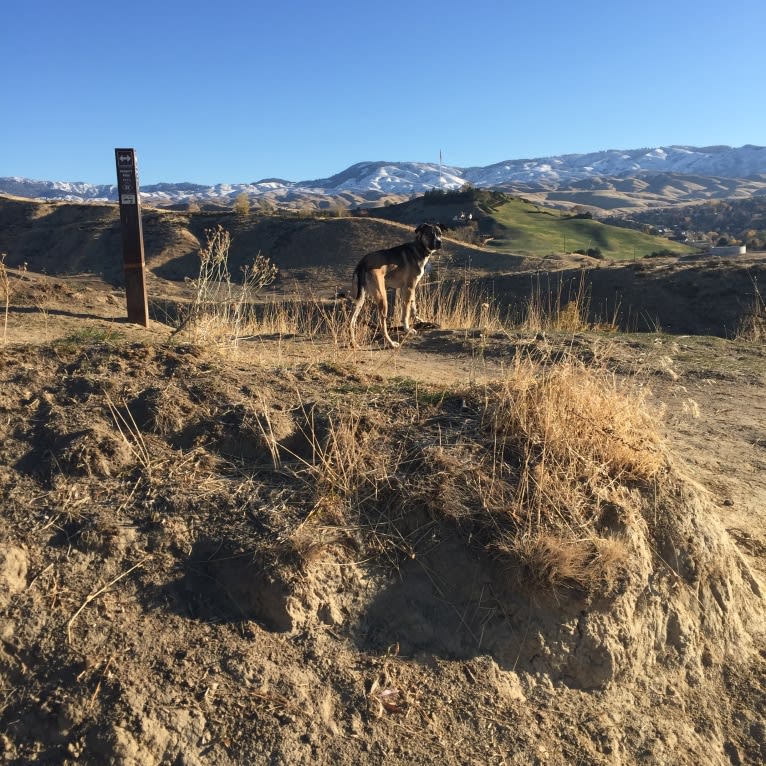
[710,245,747,256]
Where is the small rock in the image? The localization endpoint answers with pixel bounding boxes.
[0,545,28,608]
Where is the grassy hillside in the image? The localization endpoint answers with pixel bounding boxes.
[367,189,698,260]
[485,197,697,259]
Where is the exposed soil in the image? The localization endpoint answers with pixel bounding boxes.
[1,253,765,766]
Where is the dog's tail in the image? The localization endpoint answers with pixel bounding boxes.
[352,262,366,300]
[349,262,367,348]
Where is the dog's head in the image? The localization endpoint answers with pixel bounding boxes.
[415,223,442,252]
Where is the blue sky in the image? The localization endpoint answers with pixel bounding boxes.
[2,0,764,185]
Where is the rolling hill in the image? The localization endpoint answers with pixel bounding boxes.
[361,189,696,260]
[0,192,696,294]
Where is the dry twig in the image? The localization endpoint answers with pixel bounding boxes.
[66,557,149,644]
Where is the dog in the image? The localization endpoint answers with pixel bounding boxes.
[349,223,442,348]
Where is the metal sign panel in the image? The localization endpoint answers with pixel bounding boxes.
[114,148,149,325]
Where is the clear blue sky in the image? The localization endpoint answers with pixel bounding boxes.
[2,0,764,185]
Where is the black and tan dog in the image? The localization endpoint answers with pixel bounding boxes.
[349,223,442,348]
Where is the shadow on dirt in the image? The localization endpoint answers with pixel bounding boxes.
[352,536,607,687]
[8,306,133,323]
[156,537,294,633]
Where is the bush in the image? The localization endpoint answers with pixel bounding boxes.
[575,247,603,259]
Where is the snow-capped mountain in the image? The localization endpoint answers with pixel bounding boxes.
[462,145,766,187]
[3,145,766,206]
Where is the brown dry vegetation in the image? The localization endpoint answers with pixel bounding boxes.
[0,198,765,765]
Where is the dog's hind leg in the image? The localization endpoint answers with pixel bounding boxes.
[349,289,365,348]
[410,293,425,325]
[371,275,398,348]
[349,267,367,349]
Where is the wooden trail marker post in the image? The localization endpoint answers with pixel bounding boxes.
[114,148,149,326]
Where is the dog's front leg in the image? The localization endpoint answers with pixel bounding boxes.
[401,286,416,334]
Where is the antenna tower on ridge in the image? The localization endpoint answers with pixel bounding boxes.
[439,149,444,188]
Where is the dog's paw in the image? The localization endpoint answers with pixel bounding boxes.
[387,340,400,348]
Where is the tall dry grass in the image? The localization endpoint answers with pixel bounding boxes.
[414,274,504,332]
[0,253,9,344]
[517,271,618,334]
[181,225,278,348]
[481,356,665,589]
[736,275,765,342]
[291,352,666,593]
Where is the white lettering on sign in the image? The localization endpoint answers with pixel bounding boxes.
[121,194,137,205]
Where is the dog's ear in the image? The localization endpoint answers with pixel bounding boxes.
[415,224,425,234]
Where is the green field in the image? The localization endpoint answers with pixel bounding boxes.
[481,197,696,259]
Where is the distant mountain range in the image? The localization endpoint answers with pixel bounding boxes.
[3,145,766,211]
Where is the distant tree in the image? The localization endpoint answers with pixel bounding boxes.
[234,192,250,216]
[571,205,592,219]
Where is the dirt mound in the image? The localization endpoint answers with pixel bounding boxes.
[1,339,764,764]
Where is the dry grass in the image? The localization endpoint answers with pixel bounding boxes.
[414,275,505,332]
[478,355,665,590]
[484,356,665,492]
[181,225,278,348]
[0,254,8,344]
[243,295,351,344]
[520,272,596,333]
[292,353,667,594]
[501,533,630,592]
[736,275,765,342]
